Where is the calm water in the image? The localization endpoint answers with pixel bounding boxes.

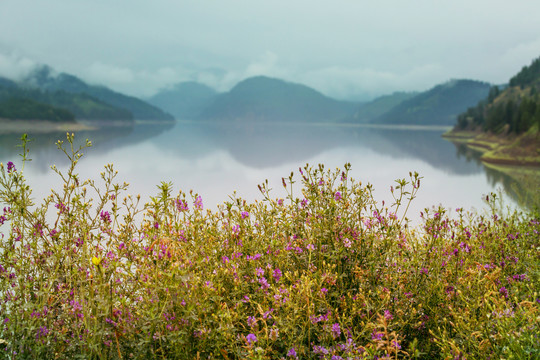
[0,121,523,222]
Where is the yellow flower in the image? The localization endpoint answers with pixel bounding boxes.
[92,256,102,266]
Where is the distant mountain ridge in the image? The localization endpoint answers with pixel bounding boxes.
[343,92,418,123]
[198,76,359,123]
[374,79,491,125]
[23,66,173,121]
[147,81,218,120]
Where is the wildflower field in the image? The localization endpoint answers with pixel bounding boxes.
[0,134,539,359]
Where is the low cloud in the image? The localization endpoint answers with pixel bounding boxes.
[82,62,191,98]
[0,50,37,80]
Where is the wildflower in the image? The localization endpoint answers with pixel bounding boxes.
[343,237,352,248]
[287,347,297,357]
[36,326,49,339]
[194,195,203,210]
[306,243,315,251]
[246,333,257,345]
[384,310,393,321]
[100,210,111,223]
[320,288,328,295]
[247,316,257,328]
[6,161,15,173]
[273,268,282,282]
[499,286,508,299]
[259,277,270,290]
[331,322,341,339]
[241,211,249,219]
[175,199,189,211]
[392,340,401,350]
[371,331,384,341]
[334,191,342,201]
[313,345,329,355]
[92,256,102,266]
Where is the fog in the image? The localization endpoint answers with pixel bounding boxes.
[1,0,540,100]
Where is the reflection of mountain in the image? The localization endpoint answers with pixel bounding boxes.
[0,123,174,173]
[153,122,485,176]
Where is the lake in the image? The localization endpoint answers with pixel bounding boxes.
[0,121,526,223]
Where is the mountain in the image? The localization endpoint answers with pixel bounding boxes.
[344,92,418,123]
[0,75,132,122]
[147,81,218,120]
[0,97,75,122]
[446,55,540,168]
[198,76,358,123]
[454,56,540,134]
[375,79,491,126]
[23,66,174,121]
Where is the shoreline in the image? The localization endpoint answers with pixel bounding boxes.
[443,129,540,167]
[0,118,97,134]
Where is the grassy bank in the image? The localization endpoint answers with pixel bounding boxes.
[0,134,539,359]
[442,128,540,167]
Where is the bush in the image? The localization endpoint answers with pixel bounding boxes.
[0,134,539,359]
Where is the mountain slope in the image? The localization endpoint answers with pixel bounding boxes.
[343,92,418,123]
[446,55,540,168]
[0,97,75,122]
[0,75,132,121]
[454,55,540,134]
[147,82,218,120]
[24,66,173,121]
[199,76,357,123]
[375,79,491,125]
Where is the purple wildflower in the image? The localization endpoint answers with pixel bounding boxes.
[334,191,342,201]
[287,347,297,357]
[100,211,111,223]
[246,333,257,345]
[6,161,15,173]
[331,322,341,339]
[241,211,249,219]
[371,331,384,341]
[194,195,203,210]
[247,316,257,328]
[273,268,282,282]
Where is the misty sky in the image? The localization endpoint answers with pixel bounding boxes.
[1,0,539,101]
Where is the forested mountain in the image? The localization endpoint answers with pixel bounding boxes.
[344,92,417,123]
[455,56,540,134]
[0,97,75,122]
[147,82,218,120]
[0,75,132,122]
[199,76,358,122]
[23,66,174,121]
[375,79,491,125]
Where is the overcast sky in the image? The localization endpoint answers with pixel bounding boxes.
[1,0,539,100]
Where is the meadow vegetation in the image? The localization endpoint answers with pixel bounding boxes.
[0,134,538,359]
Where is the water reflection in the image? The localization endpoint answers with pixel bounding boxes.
[0,121,533,217]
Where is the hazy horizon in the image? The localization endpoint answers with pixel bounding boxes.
[1,0,540,101]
